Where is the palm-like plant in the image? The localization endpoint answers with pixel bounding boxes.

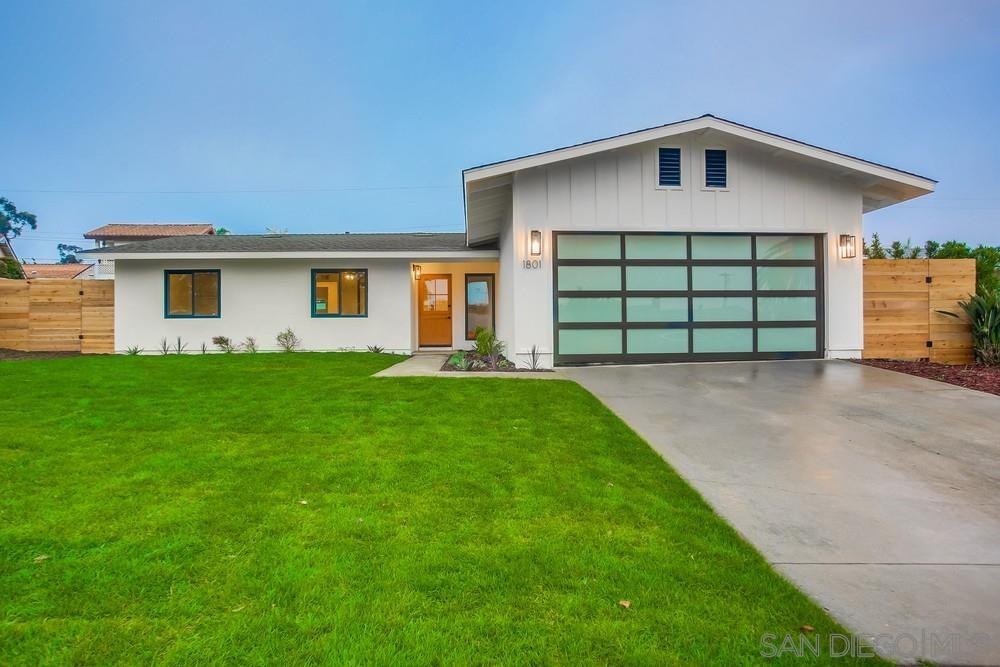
[939,290,1000,366]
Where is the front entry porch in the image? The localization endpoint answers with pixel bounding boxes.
[410,260,499,353]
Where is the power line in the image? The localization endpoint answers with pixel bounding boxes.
[0,185,453,195]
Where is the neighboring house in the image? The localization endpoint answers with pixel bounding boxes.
[83,115,934,365]
[83,223,215,278]
[21,263,93,279]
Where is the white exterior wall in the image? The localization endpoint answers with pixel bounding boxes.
[114,258,413,353]
[503,134,864,368]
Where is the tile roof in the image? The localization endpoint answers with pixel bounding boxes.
[21,263,91,279]
[83,223,216,240]
[81,232,490,254]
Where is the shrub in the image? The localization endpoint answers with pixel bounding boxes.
[276,327,301,352]
[939,290,1000,366]
[525,344,543,370]
[125,345,143,356]
[212,336,241,353]
[200,342,208,354]
[159,338,170,355]
[367,344,385,353]
[244,337,258,354]
[474,327,506,370]
[172,336,187,355]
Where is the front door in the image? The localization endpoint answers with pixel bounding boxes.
[419,274,452,347]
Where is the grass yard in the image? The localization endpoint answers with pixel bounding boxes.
[1,353,876,665]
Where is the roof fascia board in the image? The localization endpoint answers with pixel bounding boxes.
[81,250,499,261]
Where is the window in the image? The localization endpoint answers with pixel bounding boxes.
[657,147,681,187]
[165,270,220,318]
[312,269,367,317]
[705,149,727,188]
[465,274,494,339]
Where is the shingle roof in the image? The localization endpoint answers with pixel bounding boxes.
[21,263,91,279]
[80,232,491,254]
[83,223,216,240]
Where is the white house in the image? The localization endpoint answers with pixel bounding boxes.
[84,115,935,366]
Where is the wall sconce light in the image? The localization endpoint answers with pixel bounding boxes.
[529,230,542,256]
[838,234,857,259]
[412,264,422,280]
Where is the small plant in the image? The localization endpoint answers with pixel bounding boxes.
[939,289,1000,366]
[474,327,506,370]
[125,345,143,356]
[244,336,258,354]
[212,336,241,353]
[367,344,385,353]
[200,342,208,354]
[276,327,301,352]
[525,344,543,370]
[159,337,170,355]
[172,336,187,355]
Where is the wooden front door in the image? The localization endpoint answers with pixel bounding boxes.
[419,274,452,347]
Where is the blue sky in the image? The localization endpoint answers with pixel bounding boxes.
[3,0,998,261]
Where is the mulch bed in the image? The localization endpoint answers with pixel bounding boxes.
[0,348,82,362]
[856,359,1000,397]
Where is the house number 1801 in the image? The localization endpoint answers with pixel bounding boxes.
[522,259,542,270]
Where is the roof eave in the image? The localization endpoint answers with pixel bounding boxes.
[79,249,500,261]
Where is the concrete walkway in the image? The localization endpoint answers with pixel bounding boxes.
[374,353,560,379]
[563,360,1000,665]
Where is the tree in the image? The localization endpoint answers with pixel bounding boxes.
[0,197,37,241]
[924,240,941,259]
[57,243,84,264]
[866,233,887,259]
[215,227,231,235]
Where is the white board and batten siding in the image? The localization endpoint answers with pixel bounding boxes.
[500,134,864,366]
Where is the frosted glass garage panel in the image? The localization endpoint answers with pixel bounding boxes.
[692,297,753,322]
[690,235,751,259]
[625,235,687,259]
[691,266,752,291]
[557,266,621,291]
[625,266,687,291]
[758,327,817,352]
[627,329,688,354]
[556,235,620,259]
[757,297,816,321]
[756,267,815,291]
[559,329,622,355]
[756,235,815,260]
[626,297,688,322]
[693,328,753,353]
[558,297,621,323]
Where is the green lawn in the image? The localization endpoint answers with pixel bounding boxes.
[1,353,875,664]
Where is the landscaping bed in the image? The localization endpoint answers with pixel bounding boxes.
[857,359,1000,396]
[440,350,552,372]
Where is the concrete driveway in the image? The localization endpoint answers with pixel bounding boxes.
[563,360,1000,665]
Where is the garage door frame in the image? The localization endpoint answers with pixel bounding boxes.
[552,231,825,366]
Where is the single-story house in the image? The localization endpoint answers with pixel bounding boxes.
[83,115,935,367]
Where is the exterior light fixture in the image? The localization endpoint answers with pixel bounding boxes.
[838,234,857,259]
[412,264,422,280]
[529,230,542,256]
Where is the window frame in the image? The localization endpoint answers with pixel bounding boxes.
[464,273,496,340]
[163,269,221,319]
[703,147,729,191]
[310,268,369,318]
[655,145,683,190]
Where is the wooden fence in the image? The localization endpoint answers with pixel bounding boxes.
[863,259,976,364]
[0,278,114,353]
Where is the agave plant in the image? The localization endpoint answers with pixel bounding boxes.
[938,289,1000,366]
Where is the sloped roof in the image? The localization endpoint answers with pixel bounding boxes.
[80,232,495,256]
[84,223,216,240]
[21,263,91,279]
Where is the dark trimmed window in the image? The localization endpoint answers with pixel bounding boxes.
[705,149,727,188]
[165,270,220,318]
[312,269,367,317]
[658,147,681,187]
[465,273,495,339]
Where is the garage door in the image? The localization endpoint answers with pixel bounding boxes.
[553,232,824,365]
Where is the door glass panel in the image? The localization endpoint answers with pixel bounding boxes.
[692,297,753,322]
[559,329,622,354]
[556,235,620,259]
[756,267,815,291]
[465,275,494,338]
[626,297,688,322]
[422,277,449,312]
[691,266,752,291]
[625,235,686,259]
[757,297,815,321]
[693,328,753,353]
[167,273,192,315]
[691,235,751,259]
[756,235,815,260]
[758,327,817,352]
[627,329,688,353]
[558,297,621,322]
[557,266,621,291]
[626,266,687,291]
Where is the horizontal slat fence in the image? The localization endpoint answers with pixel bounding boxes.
[0,278,114,353]
[863,259,975,364]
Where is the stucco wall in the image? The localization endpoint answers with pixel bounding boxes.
[503,134,864,367]
[114,258,412,353]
